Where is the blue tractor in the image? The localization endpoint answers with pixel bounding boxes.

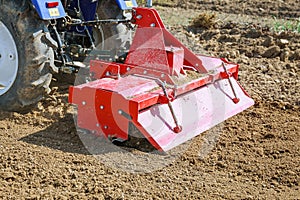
[0,1,255,151]
[0,0,139,111]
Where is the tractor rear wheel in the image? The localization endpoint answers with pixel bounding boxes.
[95,0,132,50]
[0,1,55,112]
[75,0,132,85]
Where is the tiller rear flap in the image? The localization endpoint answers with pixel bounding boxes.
[69,8,254,151]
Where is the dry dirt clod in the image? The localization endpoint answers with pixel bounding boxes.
[0,172,16,181]
[245,28,262,38]
[290,49,300,60]
[229,28,240,35]
[201,30,220,40]
[277,39,289,48]
[0,121,8,130]
[218,34,240,43]
[280,49,290,61]
[262,46,281,58]
[267,64,275,71]
[262,36,274,47]
[238,55,250,64]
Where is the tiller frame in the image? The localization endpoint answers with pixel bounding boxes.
[69,7,254,151]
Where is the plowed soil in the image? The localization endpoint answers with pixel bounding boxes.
[0,1,299,199]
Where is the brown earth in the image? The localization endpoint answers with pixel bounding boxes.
[0,1,299,199]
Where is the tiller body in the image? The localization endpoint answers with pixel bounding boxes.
[69,8,254,151]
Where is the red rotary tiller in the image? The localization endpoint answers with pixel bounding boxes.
[69,8,254,151]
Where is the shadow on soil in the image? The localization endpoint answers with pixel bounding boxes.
[19,114,91,155]
[19,113,158,156]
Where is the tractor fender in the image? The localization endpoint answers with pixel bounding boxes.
[115,0,138,10]
[31,0,66,20]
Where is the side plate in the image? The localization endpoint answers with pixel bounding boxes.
[137,78,254,151]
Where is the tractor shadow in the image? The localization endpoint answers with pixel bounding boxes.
[19,113,159,156]
[19,113,90,155]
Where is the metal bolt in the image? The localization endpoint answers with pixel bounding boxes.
[100,105,104,110]
[161,74,165,78]
[170,45,174,52]
[8,53,14,60]
[96,123,100,127]
[126,67,131,72]
[150,23,156,27]
[136,15,142,19]
[104,126,108,129]
[143,70,147,75]
[195,63,199,67]
[82,101,86,105]
[118,110,123,115]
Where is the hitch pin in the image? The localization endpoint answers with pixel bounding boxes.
[222,62,240,104]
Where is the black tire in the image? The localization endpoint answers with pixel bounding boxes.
[75,0,132,84]
[0,1,56,112]
[95,0,132,50]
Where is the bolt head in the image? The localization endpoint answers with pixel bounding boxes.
[9,53,15,60]
[232,98,240,104]
[173,126,182,133]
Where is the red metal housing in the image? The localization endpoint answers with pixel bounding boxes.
[69,7,254,151]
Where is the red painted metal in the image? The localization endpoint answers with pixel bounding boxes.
[69,7,254,151]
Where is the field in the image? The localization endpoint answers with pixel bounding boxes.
[0,1,299,199]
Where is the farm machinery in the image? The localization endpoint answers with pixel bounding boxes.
[0,0,254,151]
